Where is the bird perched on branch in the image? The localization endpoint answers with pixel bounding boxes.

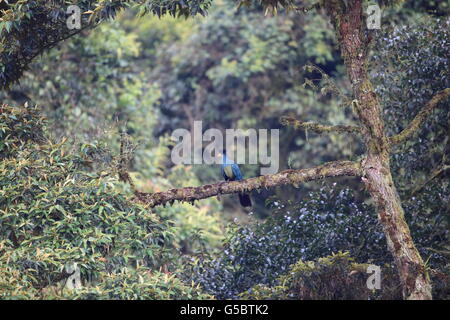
[220,149,252,207]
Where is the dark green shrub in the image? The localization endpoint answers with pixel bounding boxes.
[240,252,403,300]
[188,184,448,299]
[188,186,385,299]
[373,17,449,269]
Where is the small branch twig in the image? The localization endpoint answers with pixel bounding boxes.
[118,131,136,191]
[303,64,352,107]
[389,88,450,146]
[280,116,362,135]
[410,164,450,196]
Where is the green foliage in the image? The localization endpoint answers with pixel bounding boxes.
[1,15,226,257]
[187,184,449,299]
[149,1,356,214]
[61,267,213,300]
[374,18,449,189]
[0,104,201,298]
[0,103,45,158]
[187,186,383,299]
[2,21,158,147]
[120,11,197,68]
[373,17,449,265]
[155,199,224,254]
[152,2,342,133]
[301,14,335,65]
[132,137,226,253]
[0,0,212,89]
[402,0,450,16]
[240,252,403,300]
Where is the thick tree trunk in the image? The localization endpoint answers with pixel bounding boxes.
[363,154,431,299]
[324,0,432,299]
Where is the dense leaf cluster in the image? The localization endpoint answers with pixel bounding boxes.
[62,267,213,300]
[0,104,211,299]
[188,186,385,299]
[0,0,212,89]
[0,17,226,256]
[188,184,448,299]
[374,18,449,183]
[373,17,449,265]
[241,252,403,300]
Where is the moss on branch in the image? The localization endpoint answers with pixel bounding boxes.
[128,160,362,208]
[280,116,362,135]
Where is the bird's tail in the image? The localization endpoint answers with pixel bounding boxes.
[238,193,252,207]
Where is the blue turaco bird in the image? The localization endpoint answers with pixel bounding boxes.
[220,149,252,207]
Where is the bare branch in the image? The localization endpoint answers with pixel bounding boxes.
[280,116,362,135]
[131,160,362,208]
[390,88,450,146]
[410,164,450,196]
[118,131,136,191]
[303,64,352,107]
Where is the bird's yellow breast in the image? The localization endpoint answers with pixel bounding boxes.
[224,165,235,179]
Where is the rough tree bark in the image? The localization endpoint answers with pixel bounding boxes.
[129,161,362,207]
[323,0,433,300]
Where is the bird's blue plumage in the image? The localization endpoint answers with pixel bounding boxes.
[221,154,243,181]
[221,152,252,207]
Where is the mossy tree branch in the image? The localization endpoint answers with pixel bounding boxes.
[389,88,450,146]
[126,161,362,208]
[280,116,362,135]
